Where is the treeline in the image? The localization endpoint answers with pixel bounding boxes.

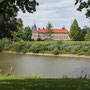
[0,18,90,41]
[0,40,90,56]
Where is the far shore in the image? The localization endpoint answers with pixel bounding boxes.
[3,51,90,59]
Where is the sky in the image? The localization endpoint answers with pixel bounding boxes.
[17,0,90,30]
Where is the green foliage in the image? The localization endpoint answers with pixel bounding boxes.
[75,0,90,18]
[46,22,53,40]
[12,18,24,41]
[53,48,59,55]
[0,0,39,21]
[0,42,4,52]
[0,40,90,56]
[81,26,90,41]
[85,30,90,41]
[0,19,18,39]
[70,19,82,41]
[30,74,40,79]
[37,38,43,41]
[22,26,32,41]
[1,38,12,45]
[30,44,40,53]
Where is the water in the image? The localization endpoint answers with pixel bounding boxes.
[0,53,90,78]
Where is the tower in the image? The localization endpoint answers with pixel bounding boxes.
[32,24,38,40]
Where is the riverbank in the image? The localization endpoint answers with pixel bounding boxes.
[4,51,90,59]
[0,75,90,90]
[0,40,90,57]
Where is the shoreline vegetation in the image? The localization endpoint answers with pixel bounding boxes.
[4,51,90,59]
[0,39,90,58]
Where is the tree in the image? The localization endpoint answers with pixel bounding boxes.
[85,30,90,41]
[46,22,53,40]
[12,18,23,41]
[81,26,90,40]
[70,19,82,41]
[75,0,90,18]
[0,0,39,21]
[22,26,32,41]
[0,18,19,39]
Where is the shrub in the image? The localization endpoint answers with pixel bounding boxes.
[52,48,59,55]
[46,44,56,51]
[1,38,12,45]
[37,38,42,41]
[4,44,12,51]
[30,44,40,53]
[14,43,27,53]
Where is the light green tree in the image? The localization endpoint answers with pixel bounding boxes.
[22,26,32,41]
[70,19,81,41]
[46,22,53,40]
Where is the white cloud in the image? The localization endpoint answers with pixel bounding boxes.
[17,0,90,30]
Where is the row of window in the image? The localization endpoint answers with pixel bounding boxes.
[53,36,69,39]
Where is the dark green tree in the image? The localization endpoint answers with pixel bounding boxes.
[46,22,53,40]
[75,0,90,18]
[85,30,90,41]
[0,0,39,21]
[0,18,18,39]
[81,26,90,40]
[22,26,32,41]
[12,18,23,41]
[70,19,82,41]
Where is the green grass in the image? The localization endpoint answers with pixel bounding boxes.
[0,75,90,90]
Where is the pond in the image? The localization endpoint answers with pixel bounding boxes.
[0,53,90,78]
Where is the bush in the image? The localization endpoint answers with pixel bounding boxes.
[37,38,42,41]
[52,48,59,55]
[30,44,40,53]
[46,44,56,51]
[14,43,27,53]
[1,38,12,45]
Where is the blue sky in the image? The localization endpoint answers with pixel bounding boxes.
[17,0,90,30]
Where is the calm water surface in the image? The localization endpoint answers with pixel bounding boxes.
[0,53,90,78]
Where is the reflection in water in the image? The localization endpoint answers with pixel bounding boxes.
[0,53,90,78]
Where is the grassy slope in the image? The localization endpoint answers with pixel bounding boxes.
[0,75,90,90]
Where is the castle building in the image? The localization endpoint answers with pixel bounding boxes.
[32,24,70,40]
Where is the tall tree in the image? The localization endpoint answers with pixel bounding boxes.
[70,19,81,41]
[0,0,39,21]
[75,0,90,18]
[46,22,53,40]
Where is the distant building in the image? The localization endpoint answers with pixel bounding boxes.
[32,24,70,40]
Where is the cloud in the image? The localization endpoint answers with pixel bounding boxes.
[17,0,90,30]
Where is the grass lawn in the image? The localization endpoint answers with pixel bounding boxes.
[0,75,90,90]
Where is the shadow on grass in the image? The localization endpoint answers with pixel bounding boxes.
[0,78,90,90]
